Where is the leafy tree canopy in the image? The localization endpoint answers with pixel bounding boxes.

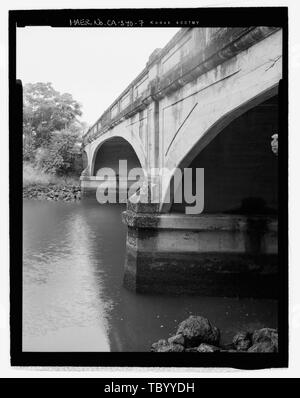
[23,82,82,139]
[23,82,85,176]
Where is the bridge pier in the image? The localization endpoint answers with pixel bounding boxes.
[80,176,103,198]
[122,202,278,298]
[80,175,130,201]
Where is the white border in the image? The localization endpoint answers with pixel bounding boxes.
[1,0,299,378]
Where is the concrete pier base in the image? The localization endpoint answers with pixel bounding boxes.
[80,176,102,199]
[80,176,132,201]
[122,206,278,298]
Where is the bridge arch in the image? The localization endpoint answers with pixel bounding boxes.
[92,136,143,176]
[161,85,279,214]
[90,134,146,178]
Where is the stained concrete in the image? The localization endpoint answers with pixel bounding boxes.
[122,212,278,297]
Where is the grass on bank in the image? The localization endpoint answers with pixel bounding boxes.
[23,162,80,187]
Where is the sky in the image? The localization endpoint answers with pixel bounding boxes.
[17,27,180,127]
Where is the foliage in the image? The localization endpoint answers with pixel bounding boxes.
[35,129,81,175]
[23,82,85,176]
[23,137,36,162]
[23,82,82,145]
[23,162,80,187]
[23,162,58,187]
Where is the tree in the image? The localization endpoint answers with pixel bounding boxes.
[23,82,82,149]
[22,82,85,175]
[35,128,81,175]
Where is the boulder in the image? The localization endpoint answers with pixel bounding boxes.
[151,339,184,352]
[176,315,220,347]
[197,344,220,352]
[168,334,185,346]
[248,342,277,353]
[185,347,198,352]
[161,343,184,352]
[252,328,278,351]
[151,339,166,352]
[232,331,252,351]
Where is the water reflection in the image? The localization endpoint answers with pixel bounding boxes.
[23,199,277,352]
[23,200,115,351]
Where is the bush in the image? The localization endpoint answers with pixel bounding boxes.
[34,129,81,176]
[23,162,80,187]
[23,138,36,162]
[23,162,58,187]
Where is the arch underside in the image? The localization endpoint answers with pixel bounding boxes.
[162,87,279,215]
[92,136,143,177]
[90,126,147,173]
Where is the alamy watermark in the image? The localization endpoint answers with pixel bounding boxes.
[95,160,204,215]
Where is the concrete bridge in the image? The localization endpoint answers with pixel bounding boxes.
[81,27,282,297]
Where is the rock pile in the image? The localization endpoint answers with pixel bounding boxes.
[151,315,278,353]
[23,184,81,202]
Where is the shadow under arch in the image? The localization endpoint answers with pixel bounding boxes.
[91,135,144,177]
[160,84,279,213]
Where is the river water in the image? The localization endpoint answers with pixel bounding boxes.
[23,199,277,352]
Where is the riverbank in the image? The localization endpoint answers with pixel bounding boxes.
[23,163,81,201]
[23,183,81,201]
